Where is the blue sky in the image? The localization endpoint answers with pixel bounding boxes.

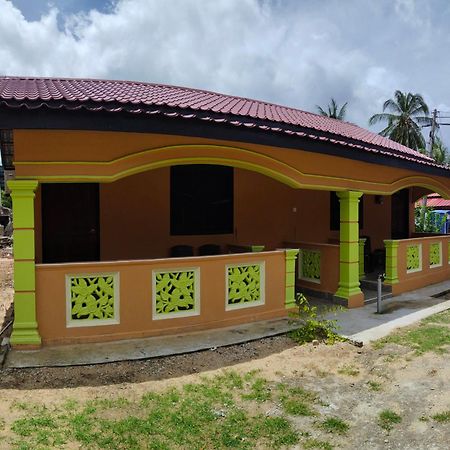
[10,0,115,21]
[2,0,450,147]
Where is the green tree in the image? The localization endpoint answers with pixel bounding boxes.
[0,189,11,209]
[415,204,446,233]
[369,90,431,150]
[316,98,347,120]
[431,137,448,165]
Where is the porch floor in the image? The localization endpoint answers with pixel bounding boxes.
[5,280,450,368]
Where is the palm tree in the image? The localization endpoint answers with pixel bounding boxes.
[316,98,347,120]
[369,90,431,150]
[431,137,448,165]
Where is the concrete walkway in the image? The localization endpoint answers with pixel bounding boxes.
[5,280,450,369]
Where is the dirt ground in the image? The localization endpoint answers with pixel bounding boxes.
[0,252,449,449]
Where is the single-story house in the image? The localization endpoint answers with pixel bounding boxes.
[1,76,450,348]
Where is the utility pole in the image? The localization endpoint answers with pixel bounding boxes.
[428,108,438,157]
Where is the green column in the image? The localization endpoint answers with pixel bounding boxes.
[358,238,366,280]
[335,191,364,305]
[285,249,299,309]
[384,240,399,284]
[8,180,41,346]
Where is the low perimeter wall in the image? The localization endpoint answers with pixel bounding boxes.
[387,235,450,295]
[35,250,288,345]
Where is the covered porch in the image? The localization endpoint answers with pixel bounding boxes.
[8,138,450,348]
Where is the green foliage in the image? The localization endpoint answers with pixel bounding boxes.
[241,377,272,402]
[1,189,11,209]
[303,438,333,450]
[318,417,350,434]
[369,90,430,150]
[337,365,360,377]
[431,137,449,165]
[415,204,447,233]
[288,293,345,345]
[432,410,450,422]
[367,380,382,391]
[278,384,318,417]
[316,98,347,120]
[378,409,402,431]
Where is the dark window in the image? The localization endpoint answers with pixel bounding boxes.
[171,165,233,235]
[42,183,100,263]
[330,192,364,231]
[391,188,409,239]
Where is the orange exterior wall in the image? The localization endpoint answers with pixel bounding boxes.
[13,130,450,197]
[35,251,287,345]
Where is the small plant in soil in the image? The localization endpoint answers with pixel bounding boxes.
[288,293,345,345]
[319,417,349,434]
[303,438,334,449]
[432,410,450,422]
[378,409,402,431]
[278,384,318,417]
[367,380,382,391]
[337,365,360,377]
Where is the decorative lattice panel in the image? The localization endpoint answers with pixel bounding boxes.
[300,249,321,282]
[227,263,263,308]
[154,269,198,317]
[429,243,442,267]
[406,245,421,273]
[68,274,117,324]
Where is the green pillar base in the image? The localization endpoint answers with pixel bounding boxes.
[10,326,42,347]
[334,291,364,308]
[334,286,363,299]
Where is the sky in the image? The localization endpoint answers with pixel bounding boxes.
[1,0,450,145]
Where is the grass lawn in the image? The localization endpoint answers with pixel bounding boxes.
[8,371,332,450]
[4,308,450,449]
[374,308,450,354]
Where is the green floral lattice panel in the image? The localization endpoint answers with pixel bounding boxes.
[300,249,321,282]
[70,275,116,321]
[154,270,196,315]
[406,245,421,272]
[429,243,441,267]
[227,264,262,306]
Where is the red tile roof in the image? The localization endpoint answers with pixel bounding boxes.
[0,76,444,170]
[419,193,450,208]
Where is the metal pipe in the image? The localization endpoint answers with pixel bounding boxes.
[377,274,383,314]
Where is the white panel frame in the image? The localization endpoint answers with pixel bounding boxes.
[66,272,120,328]
[225,261,265,311]
[152,267,200,320]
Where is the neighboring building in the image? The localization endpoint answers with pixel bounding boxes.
[417,193,450,209]
[1,76,450,348]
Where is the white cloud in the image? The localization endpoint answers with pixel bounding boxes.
[1,0,450,142]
